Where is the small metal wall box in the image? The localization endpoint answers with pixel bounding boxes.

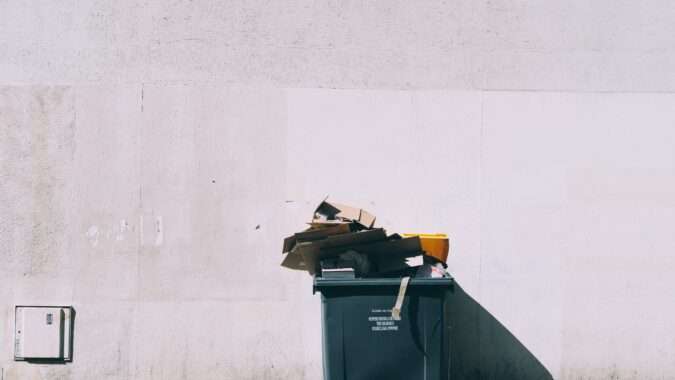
[14,306,73,361]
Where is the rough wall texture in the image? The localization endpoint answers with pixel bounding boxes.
[1,0,675,91]
[1,1,675,379]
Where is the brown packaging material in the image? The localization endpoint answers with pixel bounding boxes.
[281,248,306,271]
[320,235,422,258]
[312,200,376,229]
[297,228,388,275]
[282,223,351,255]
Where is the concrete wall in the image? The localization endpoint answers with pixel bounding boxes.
[1,1,675,379]
[2,0,675,91]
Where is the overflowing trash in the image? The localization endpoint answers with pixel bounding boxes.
[281,199,451,279]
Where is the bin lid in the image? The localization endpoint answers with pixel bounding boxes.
[313,277,453,293]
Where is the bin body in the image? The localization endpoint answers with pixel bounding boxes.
[314,278,453,380]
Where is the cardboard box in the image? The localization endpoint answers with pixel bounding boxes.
[313,200,376,229]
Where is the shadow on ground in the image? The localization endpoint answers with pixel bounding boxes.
[446,282,553,380]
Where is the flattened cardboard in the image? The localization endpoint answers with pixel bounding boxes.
[296,241,324,275]
[325,228,386,247]
[298,229,388,275]
[295,223,351,242]
[321,235,422,257]
[307,221,351,228]
[283,226,315,254]
[282,224,351,254]
[298,233,421,276]
[282,235,297,254]
[281,250,306,271]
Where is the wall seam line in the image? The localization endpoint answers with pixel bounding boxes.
[478,89,484,370]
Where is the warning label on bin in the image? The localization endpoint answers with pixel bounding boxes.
[369,309,399,331]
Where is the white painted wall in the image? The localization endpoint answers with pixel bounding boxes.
[1,1,675,379]
[1,1,675,91]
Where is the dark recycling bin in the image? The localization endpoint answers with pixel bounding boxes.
[313,277,454,380]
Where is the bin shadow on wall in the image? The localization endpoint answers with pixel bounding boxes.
[446,283,553,380]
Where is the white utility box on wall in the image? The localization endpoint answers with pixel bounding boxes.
[14,306,73,361]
